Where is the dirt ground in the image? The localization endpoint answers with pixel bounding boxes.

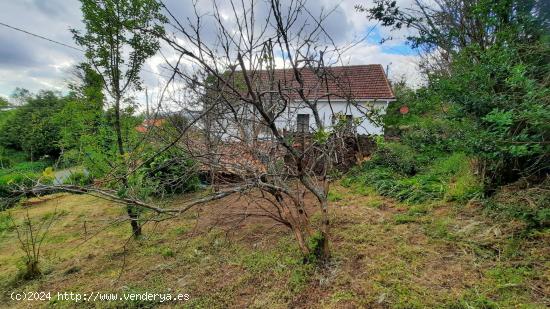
[0,184,548,308]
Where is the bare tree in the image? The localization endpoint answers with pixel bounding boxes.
[145,0,380,261]
[13,0,382,264]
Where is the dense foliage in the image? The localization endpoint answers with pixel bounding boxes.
[361,0,549,189]
[0,91,68,160]
[434,42,549,188]
[143,148,200,196]
[347,0,550,229]
[344,140,482,204]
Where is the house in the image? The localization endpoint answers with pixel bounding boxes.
[209,64,395,140]
[135,118,166,133]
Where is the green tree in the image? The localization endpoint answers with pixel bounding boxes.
[360,0,550,189]
[0,96,9,107]
[71,0,166,237]
[0,90,67,161]
[57,64,109,167]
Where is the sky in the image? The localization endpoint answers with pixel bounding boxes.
[0,0,422,106]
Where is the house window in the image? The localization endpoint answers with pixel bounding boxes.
[344,115,354,132]
[296,114,309,133]
[345,114,353,124]
[332,114,353,126]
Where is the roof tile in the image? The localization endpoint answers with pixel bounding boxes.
[242,64,394,100]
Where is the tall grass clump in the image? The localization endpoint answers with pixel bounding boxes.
[344,141,482,204]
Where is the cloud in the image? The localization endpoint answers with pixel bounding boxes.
[0,0,422,100]
[0,31,40,68]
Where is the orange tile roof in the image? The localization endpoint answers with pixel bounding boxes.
[233,64,394,100]
[135,118,166,133]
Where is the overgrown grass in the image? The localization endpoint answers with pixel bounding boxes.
[0,160,54,209]
[343,147,482,204]
[484,178,550,229]
[0,189,546,308]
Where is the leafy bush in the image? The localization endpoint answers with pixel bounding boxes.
[137,148,200,198]
[0,162,54,209]
[370,141,418,176]
[0,161,49,176]
[0,172,40,194]
[434,43,550,188]
[345,152,481,204]
[402,117,474,155]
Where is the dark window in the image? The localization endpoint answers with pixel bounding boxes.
[345,114,353,123]
[331,114,353,124]
[297,114,309,133]
[345,115,353,132]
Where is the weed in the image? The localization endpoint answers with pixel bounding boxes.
[394,214,418,224]
[445,292,498,309]
[0,212,14,236]
[159,247,174,258]
[305,231,326,264]
[172,226,189,236]
[354,185,376,196]
[407,204,432,216]
[344,152,481,205]
[486,266,532,287]
[485,178,550,229]
[240,251,280,273]
[424,218,453,240]
[63,171,93,186]
[330,290,356,304]
[288,265,312,292]
[327,190,343,202]
[366,199,384,208]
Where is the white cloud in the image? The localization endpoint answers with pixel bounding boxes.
[344,43,423,86]
[0,0,423,101]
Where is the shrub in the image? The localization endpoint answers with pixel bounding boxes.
[305,231,326,264]
[401,117,473,155]
[139,148,200,198]
[0,172,41,197]
[370,141,418,176]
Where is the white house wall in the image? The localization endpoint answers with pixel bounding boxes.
[214,99,391,140]
[275,100,390,135]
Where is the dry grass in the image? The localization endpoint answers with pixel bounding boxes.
[0,185,548,308]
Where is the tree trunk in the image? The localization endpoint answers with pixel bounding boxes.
[127,206,142,237]
[114,96,125,157]
[291,223,310,257]
[114,94,141,238]
[319,198,331,261]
